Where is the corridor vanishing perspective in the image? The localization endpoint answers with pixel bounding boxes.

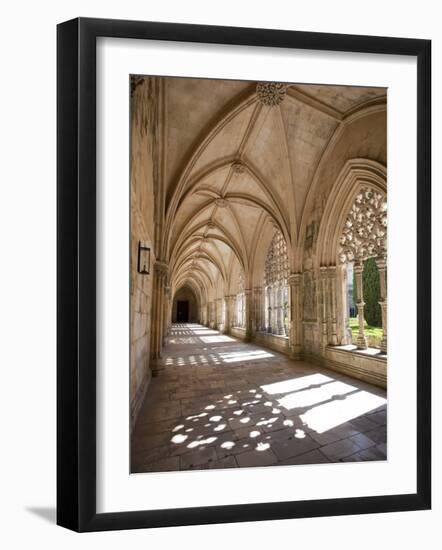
[130,75,388,472]
[131,324,387,472]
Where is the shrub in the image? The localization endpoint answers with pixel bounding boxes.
[353,258,382,327]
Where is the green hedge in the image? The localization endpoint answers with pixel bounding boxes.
[353,258,382,327]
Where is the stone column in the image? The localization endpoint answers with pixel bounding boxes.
[288,273,302,359]
[223,296,230,333]
[163,285,171,344]
[253,286,262,334]
[376,257,387,354]
[245,289,253,340]
[319,267,329,351]
[266,286,272,333]
[328,266,338,345]
[150,261,168,363]
[354,261,368,349]
[276,285,284,335]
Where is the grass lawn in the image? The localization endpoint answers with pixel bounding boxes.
[349,317,383,340]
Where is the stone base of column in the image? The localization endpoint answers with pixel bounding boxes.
[290,344,302,360]
[380,336,387,354]
[356,334,368,350]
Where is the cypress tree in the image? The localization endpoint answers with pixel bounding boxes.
[352,258,382,327]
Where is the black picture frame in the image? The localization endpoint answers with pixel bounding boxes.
[57,17,431,532]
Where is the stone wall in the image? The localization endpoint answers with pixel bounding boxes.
[130,77,159,429]
[254,332,290,354]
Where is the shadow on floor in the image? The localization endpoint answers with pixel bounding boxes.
[26,506,56,524]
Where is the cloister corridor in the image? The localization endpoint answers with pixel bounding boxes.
[131,324,387,473]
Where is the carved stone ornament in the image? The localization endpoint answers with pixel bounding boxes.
[231,161,245,174]
[214,198,228,208]
[339,186,387,264]
[256,82,287,106]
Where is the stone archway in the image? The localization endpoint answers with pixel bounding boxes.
[172,286,199,323]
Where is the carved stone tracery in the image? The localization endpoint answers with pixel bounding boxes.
[264,230,289,336]
[338,186,387,352]
[339,187,387,264]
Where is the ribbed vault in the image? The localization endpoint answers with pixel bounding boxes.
[163,78,386,308]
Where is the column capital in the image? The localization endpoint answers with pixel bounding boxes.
[288,273,302,286]
[353,262,364,274]
[154,260,169,276]
[375,257,387,270]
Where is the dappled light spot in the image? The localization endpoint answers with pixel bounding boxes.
[240,416,251,424]
[171,434,188,444]
[187,436,218,449]
[233,410,244,416]
[283,419,294,427]
[214,423,226,431]
[256,442,270,451]
[172,424,184,432]
[221,441,235,450]
[256,417,278,426]
[227,400,237,405]
[205,404,215,410]
[294,429,306,439]
[209,415,222,422]
[249,430,260,438]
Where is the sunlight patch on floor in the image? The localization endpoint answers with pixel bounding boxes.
[261,373,333,395]
[300,390,387,433]
[219,350,274,363]
[278,380,357,410]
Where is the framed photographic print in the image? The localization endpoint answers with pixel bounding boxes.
[57,17,431,532]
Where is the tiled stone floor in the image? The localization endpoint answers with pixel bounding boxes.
[131,324,387,473]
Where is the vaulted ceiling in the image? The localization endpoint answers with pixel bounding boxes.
[163,77,386,303]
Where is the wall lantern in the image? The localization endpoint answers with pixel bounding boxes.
[137,241,151,274]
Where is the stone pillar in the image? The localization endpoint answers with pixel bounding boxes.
[253,286,262,334]
[288,273,302,359]
[276,285,284,335]
[163,285,171,344]
[266,286,272,333]
[244,289,252,340]
[376,257,387,354]
[223,296,230,333]
[341,264,353,344]
[319,267,329,351]
[328,266,338,345]
[150,261,168,363]
[354,261,368,349]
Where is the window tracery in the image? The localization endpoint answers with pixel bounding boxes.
[339,187,387,264]
[263,230,289,336]
[235,270,246,328]
[338,186,387,352]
